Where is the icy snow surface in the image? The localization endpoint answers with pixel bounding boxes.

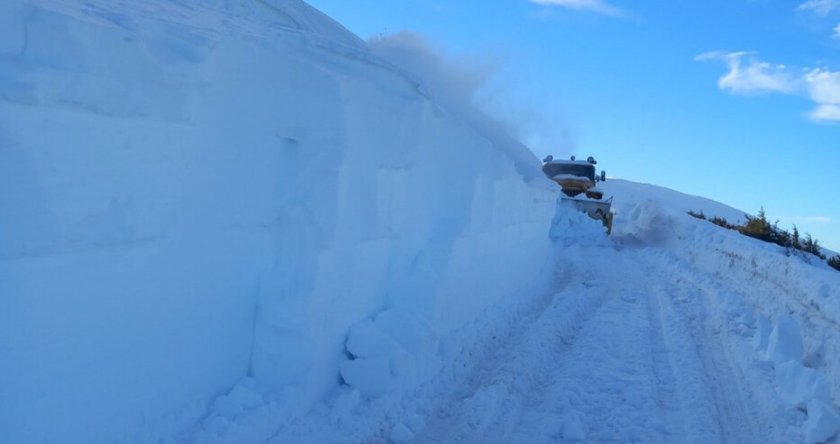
[3,1,840,444]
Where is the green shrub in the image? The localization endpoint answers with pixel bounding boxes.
[829,255,840,272]
[791,225,801,250]
[802,234,827,260]
[710,216,735,230]
[739,207,775,243]
[694,206,830,263]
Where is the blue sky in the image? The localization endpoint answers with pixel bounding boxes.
[308,0,840,251]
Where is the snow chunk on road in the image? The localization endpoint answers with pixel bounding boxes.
[212,379,264,419]
[340,356,395,396]
[776,361,833,409]
[341,309,438,397]
[758,315,840,442]
[560,409,586,441]
[345,321,394,359]
[804,399,840,444]
[763,314,803,365]
[754,315,771,352]
[389,422,414,443]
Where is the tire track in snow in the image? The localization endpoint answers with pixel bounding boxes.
[518,253,688,443]
[264,257,601,444]
[645,271,728,443]
[411,247,786,444]
[536,249,772,443]
[643,272,686,439]
[654,252,796,443]
[415,274,612,443]
[412,249,696,443]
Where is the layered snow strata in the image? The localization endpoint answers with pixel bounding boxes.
[0,0,554,442]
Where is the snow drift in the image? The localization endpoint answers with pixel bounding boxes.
[0,1,555,442]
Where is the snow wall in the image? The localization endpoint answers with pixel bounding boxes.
[0,1,556,442]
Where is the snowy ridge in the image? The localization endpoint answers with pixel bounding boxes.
[608,178,748,224]
[29,0,365,49]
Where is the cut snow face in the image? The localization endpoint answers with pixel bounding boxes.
[1,0,554,442]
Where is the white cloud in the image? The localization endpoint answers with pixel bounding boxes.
[834,23,840,38]
[797,0,840,16]
[810,104,840,120]
[697,51,840,123]
[694,51,798,95]
[805,68,840,121]
[806,69,840,103]
[530,0,625,17]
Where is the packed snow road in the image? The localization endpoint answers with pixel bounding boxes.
[395,245,789,443]
[253,233,808,444]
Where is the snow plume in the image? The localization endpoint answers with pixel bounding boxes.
[369,32,499,114]
[369,31,570,176]
[697,51,840,123]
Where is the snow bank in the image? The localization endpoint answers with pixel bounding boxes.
[669,212,840,402]
[606,179,747,225]
[605,179,840,403]
[756,315,840,443]
[602,179,840,443]
[0,1,555,442]
[612,198,678,245]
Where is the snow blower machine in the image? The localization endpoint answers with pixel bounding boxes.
[542,155,614,234]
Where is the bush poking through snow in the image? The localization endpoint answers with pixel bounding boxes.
[829,255,840,272]
[710,216,737,230]
[800,234,826,260]
[739,207,776,243]
[688,208,834,267]
[687,210,706,220]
